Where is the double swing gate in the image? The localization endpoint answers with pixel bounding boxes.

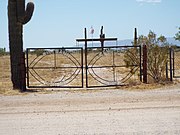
[26,45,142,88]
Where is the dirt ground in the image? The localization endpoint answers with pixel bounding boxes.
[0,84,180,135]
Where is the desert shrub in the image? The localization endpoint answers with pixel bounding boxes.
[124,31,170,83]
[0,48,7,56]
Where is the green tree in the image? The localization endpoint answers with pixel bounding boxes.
[174,27,180,41]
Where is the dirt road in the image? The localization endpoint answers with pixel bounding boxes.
[0,87,180,135]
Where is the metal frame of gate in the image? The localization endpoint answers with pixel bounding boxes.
[85,45,142,88]
[26,47,84,88]
[26,45,142,89]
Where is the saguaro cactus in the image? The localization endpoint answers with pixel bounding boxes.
[8,0,34,90]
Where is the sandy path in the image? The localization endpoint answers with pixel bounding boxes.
[0,88,180,135]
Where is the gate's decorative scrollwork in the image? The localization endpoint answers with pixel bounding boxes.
[26,47,83,88]
[86,46,141,88]
[26,46,141,88]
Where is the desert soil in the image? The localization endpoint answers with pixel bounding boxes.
[0,85,180,135]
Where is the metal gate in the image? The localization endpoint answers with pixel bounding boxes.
[26,47,83,88]
[85,46,141,88]
[26,46,142,88]
[172,47,180,78]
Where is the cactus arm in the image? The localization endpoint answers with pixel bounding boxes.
[16,0,34,25]
[23,2,34,24]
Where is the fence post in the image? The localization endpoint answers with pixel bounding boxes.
[143,45,147,83]
[84,28,88,88]
[139,46,142,82]
[172,48,175,77]
[166,62,168,80]
[169,47,173,81]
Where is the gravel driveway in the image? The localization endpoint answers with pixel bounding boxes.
[0,87,180,135]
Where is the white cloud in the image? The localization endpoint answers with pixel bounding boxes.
[136,0,162,3]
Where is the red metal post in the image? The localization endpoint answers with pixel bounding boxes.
[143,45,147,83]
[169,47,173,81]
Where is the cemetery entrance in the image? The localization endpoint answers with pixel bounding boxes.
[26,45,142,88]
[26,28,142,89]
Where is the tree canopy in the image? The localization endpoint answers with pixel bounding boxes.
[174,27,180,41]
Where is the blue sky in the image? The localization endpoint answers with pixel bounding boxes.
[0,0,180,50]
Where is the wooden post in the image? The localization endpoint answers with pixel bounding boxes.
[143,45,147,83]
